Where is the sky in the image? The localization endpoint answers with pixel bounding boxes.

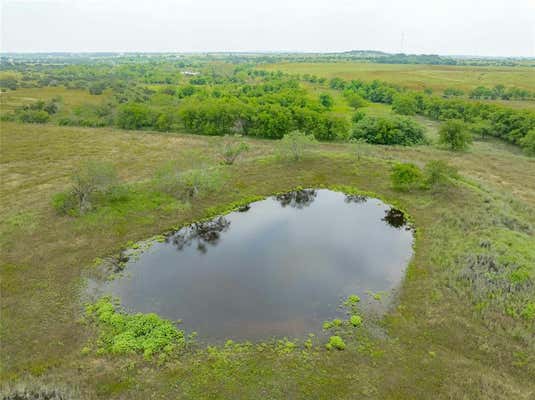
[1,0,535,57]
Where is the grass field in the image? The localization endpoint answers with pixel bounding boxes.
[0,87,112,117]
[262,62,535,107]
[1,118,534,398]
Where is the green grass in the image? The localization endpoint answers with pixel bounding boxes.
[1,120,534,398]
[0,86,112,117]
[262,62,535,92]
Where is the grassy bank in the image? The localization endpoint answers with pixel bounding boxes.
[1,121,534,398]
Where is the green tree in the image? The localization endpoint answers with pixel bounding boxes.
[116,103,155,130]
[352,116,425,146]
[438,119,472,151]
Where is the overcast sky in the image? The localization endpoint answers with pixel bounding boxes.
[1,0,535,56]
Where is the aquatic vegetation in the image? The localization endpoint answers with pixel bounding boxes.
[326,336,346,351]
[85,297,187,359]
[350,315,363,327]
[344,294,361,306]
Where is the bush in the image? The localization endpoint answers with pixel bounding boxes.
[352,116,425,146]
[392,94,417,115]
[278,130,317,161]
[18,110,50,123]
[116,103,156,130]
[391,163,423,191]
[438,119,472,151]
[469,120,493,140]
[519,129,535,156]
[319,93,333,109]
[424,160,458,189]
[219,136,249,165]
[345,92,367,109]
[51,192,78,215]
[52,161,118,215]
[153,163,225,199]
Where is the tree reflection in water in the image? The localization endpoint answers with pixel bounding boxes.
[168,217,231,254]
[344,194,368,204]
[382,208,407,229]
[275,189,317,209]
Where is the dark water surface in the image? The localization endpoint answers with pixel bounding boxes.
[92,189,413,341]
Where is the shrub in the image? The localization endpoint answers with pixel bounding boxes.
[424,160,458,189]
[469,120,494,140]
[18,110,50,123]
[392,94,417,115]
[521,303,535,320]
[438,119,472,151]
[153,163,225,199]
[179,169,225,198]
[326,335,346,351]
[391,163,423,191]
[51,192,78,215]
[351,110,366,123]
[345,92,367,109]
[319,93,333,109]
[519,129,535,156]
[116,103,156,130]
[278,130,317,161]
[352,116,425,146]
[52,161,118,215]
[219,136,249,165]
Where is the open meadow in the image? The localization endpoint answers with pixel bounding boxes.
[1,55,535,399]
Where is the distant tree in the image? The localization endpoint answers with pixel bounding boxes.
[443,88,464,98]
[88,82,106,95]
[438,119,472,151]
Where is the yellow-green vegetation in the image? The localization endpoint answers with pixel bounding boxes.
[1,102,535,399]
[262,62,535,93]
[84,297,187,358]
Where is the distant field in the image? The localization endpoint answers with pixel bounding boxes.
[261,62,535,93]
[0,87,111,115]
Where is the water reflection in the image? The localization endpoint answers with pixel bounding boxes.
[94,189,413,341]
[168,217,231,254]
[276,189,317,209]
[382,208,407,229]
[344,194,368,204]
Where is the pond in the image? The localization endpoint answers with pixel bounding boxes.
[90,189,414,341]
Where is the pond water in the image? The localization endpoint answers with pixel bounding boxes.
[91,189,413,341]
